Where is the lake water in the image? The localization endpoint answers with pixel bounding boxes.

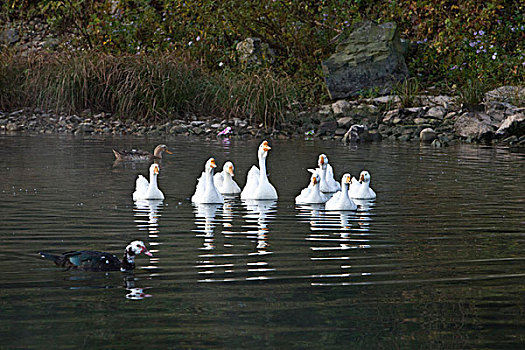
[0,134,524,349]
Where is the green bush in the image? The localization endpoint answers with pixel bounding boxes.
[1,0,524,112]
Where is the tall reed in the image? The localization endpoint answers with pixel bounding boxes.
[0,52,298,127]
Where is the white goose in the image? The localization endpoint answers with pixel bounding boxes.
[325,173,357,211]
[315,154,341,193]
[240,140,278,200]
[192,158,224,204]
[214,161,241,195]
[349,170,376,199]
[133,163,164,200]
[295,171,330,204]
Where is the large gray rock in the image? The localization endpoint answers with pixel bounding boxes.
[322,21,408,99]
[495,113,525,138]
[419,127,437,143]
[454,112,495,140]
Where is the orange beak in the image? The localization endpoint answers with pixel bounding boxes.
[263,141,271,152]
[165,149,173,154]
[320,157,324,165]
[312,177,318,185]
[359,174,364,182]
[210,159,217,168]
[153,166,159,175]
[228,165,234,176]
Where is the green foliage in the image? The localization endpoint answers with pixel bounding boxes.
[393,77,420,108]
[1,0,524,111]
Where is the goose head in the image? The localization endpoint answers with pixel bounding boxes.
[153,144,173,158]
[359,171,371,184]
[258,140,271,158]
[149,163,160,176]
[341,173,352,189]
[205,158,217,174]
[310,172,321,187]
[223,161,235,176]
[318,154,328,169]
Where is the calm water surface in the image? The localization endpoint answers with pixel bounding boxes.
[0,134,524,349]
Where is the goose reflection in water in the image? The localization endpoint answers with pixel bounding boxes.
[193,203,222,250]
[134,199,164,237]
[243,199,276,250]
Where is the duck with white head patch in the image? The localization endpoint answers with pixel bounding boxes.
[192,158,224,204]
[241,140,278,200]
[38,240,152,272]
[133,163,164,200]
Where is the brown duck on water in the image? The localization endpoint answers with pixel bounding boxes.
[112,144,173,161]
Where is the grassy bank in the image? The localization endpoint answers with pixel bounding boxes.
[0,52,299,127]
[1,1,524,125]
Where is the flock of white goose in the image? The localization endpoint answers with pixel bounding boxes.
[131,140,376,210]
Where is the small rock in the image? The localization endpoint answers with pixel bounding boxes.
[419,128,437,143]
[6,123,19,132]
[336,116,353,128]
[495,113,525,138]
[332,100,353,115]
[425,106,446,119]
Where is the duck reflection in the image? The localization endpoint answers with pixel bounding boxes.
[124,275,152,300]
[193,203,222,250]
[134,199,164,237]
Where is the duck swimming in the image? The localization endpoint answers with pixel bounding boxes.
[113,144,173,161]
[38,240,152,272]
[241,140,278,200]
[133,163,164,200]
[192,158,224,204]
[214,161,241,195]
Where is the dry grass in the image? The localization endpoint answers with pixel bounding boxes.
[0,52,298,127]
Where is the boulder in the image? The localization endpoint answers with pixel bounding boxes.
[495,113,525,138]
[485,86,525,103]
[419,128,437,143]
[454,112,494,141]
[322,21,408,99]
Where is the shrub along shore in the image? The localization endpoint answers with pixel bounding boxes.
[0,1,523,146]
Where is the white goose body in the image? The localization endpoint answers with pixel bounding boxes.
[214,161,241,195]
[192,158,224,204]
[349,171,376,199]
[295,171,330,204]
[316,154,341,193]
[240,141,278,200]
[133,163,164,200]
[325,174,357,211]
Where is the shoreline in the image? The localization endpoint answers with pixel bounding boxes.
[1,89,524,148]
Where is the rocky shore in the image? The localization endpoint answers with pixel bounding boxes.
[1,86,523,147]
